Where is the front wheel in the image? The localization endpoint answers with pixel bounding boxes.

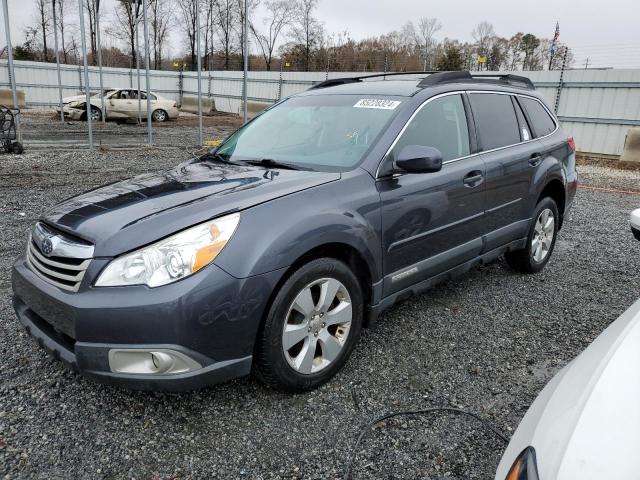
[505,197,559,273]
[88,106,102,122]
[254,258,363,392]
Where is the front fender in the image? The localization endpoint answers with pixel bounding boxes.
[214,170,383,282]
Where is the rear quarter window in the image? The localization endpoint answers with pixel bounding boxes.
[519,97,557,137]
[469,93,521,151]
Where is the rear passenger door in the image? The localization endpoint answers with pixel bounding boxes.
[378,93,486,296]
[468,92,539,251]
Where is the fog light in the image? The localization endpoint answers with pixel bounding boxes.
[108,349,202,375]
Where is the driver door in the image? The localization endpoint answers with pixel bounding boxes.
[377,93,487,296]
[108,89,137,119]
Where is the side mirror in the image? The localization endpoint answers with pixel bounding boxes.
[395,145,443,173]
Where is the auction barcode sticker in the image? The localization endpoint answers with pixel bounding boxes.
[353,99,401,110]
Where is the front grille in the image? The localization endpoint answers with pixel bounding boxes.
[26,240,91,292]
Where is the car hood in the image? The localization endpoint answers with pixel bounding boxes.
[42,158,340,256]
[63,94,82,103]
[495,298,640,480]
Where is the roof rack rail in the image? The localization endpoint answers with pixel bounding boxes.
[308,70,536,91]
[308,71,439,90]
[417,71,535,90]
[470,73,535,90]
[417,71,473,87]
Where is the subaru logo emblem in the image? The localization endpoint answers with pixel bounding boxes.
[41,237,54,256]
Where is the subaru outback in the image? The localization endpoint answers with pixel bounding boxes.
[12,71,578,392]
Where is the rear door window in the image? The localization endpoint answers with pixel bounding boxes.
[519,97,556,137]
[469,93,521,151]
[393,94,470,162]
[512,97,532,142]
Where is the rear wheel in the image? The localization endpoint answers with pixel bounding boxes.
[254,258,363,392]
[505,197,559,273]
[152,109,168,122]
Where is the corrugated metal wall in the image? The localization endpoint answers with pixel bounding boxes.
[2,60,639,156]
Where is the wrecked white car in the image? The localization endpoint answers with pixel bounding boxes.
[60,88,179,122]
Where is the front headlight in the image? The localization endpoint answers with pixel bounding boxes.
[505,447,539,480]
[95,213,240,287]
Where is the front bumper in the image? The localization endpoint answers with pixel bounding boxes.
[12,255,285,391]
[57,106,84,120]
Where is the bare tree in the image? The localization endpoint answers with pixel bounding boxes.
[55,0,71,64]
[403,18,442,70]
[33,0,51,61]
[82,0,103,65]
[472,21,495,70]
[250,0,292,70]
[150,0,172,69]
[211,0,237,70]
[416,18,442,70]
[110,0,141,66]
[176,0,199,70]
[235,0,260,63]
[288,0,324,71]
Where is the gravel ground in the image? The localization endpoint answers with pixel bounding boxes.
[1,147,640,479]
[16,111,243,148]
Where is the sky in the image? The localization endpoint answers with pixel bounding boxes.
[2,0,640,69]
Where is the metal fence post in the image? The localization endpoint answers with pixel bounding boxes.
[554,47,568,114]
[135,6,142,126]
[2,0,22,142]
[52,0,64,122]
[242,0,248,124]
[78,0,93,149]
[277,60,283,101]
[195,0,203,146]
[95,0,106,123]
[178,67,183,107]
[142,0,152,144]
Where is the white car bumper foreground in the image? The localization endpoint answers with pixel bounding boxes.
[495,298,640,480]
[631,208,640,240]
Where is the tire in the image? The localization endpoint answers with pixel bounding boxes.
[11,141,24,154]
[89,106,101,122]
[152,109,168,122]
[505,197,559,274]
[254,258,364,392]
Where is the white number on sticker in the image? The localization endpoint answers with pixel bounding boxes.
[354,99,401,110]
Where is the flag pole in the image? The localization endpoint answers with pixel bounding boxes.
[548,21,560,70]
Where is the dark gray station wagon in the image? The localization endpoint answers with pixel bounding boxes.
[12,71,578,392]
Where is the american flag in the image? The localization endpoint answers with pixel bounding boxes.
[550,22,560,55]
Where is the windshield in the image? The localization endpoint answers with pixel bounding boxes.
[91,89,117,98]
[214,94,404,171]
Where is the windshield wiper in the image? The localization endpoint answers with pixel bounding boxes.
[202,152,247,167]
[242,158,306,171]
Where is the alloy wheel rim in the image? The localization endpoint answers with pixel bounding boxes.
[532,208,555,262]
[91,110,100,121]
[282,277,352,375]
[154,111,166,121]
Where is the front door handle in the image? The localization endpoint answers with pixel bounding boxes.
[529,153,543,167]
[463,171,484,187]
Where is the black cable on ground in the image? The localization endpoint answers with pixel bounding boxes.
[342,407,510,480]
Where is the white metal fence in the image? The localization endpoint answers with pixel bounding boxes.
[2,59,639,156]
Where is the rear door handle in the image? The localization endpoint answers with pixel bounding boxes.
[463,171,484,187]
[529,153,543,167]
